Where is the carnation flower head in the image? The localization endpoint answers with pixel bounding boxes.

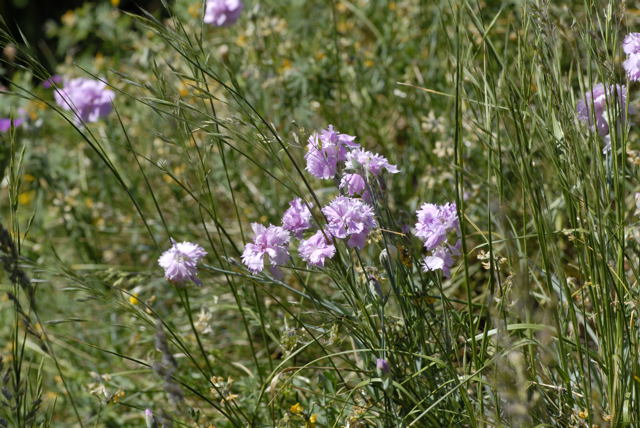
[624,33,640,55]
[422,242,459,278]
[345,148,399,176]
[376,358,391,375]
[242,223,290,273]
[54,78,115,124]
[158,239,207,285]
[624,54,640,82]
[282,198,312,237]
[576,83,627,138]
[340,173,367,196]
[321,196,377,249]
[305,125,359,179]
[319,124,359,160]
[42,75,62,88]
[204,0,243,26]
[0,118,24,132]
[298,230,336,267]
[415,202,459,251]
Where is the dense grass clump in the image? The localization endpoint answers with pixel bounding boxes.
[2,0,640,426]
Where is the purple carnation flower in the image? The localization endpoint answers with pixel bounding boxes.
[321,196,377,249]
[576,83,627,138]
[305,125,359,179]
[340,173,366,196]
[158,239,207,285]
[0,118,24,132]
[422,242,459,278]
[42,74,63,88]
[345,148,399,176]
[415,202,459,251]
[319,124,359,161]
[624,33,640,55]
[376,358,391,375]
[242,223,291,273]
[54,78,115,124]
[298,230,336,267]
[282,198,312,237]
[624,54,640,82]
[204,0,243,27]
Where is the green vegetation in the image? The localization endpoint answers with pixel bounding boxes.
[1,0,639,426]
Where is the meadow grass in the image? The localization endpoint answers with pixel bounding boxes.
[0,0,639,426]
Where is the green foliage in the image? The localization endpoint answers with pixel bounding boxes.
[1,0,640,426]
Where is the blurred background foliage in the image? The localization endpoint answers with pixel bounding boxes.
[0,0,161,77]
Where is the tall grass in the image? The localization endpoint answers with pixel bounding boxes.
[1,0,639,426]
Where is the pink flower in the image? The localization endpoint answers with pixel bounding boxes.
[242,223,290,273]
[298,230,335,267]
[0,118,24,132]
[576,83,627,138]
[54,78,115,124]
[414,202,458,251]
[305,125,359,179]
[624,54,640,81]
[345,148,399,176]
[422,242,459,278]
[321,196,377,249]
[282,198,312,237]
[623,33,640,55]
[204,0,243,26]
[339,173,367,196]
[158,240,207,285]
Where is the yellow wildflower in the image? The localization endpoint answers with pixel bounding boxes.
[111,0,120,6]
[188,2,200,18]
[18,190,36,206]
[61,10,76,26]
[111,390,125,403]
[290,402,303,414]
[129,293,139,305]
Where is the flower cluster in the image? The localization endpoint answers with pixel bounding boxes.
[415,202,460,277]
[241,125,396,274]
[576,83,627,152]
[158,240,208,285]
[305,125,360,179]
[624,33,640,81]
[54,77,115,124]
[204,0,243,27]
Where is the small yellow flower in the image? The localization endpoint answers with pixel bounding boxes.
[111,390,125,403]
[22,174,35,183]
[111,0,120,7]
[188,2,200,18]
[306,413,318,427]
[95,52,105,68]
[279,59,293,74]
[236,34,248,47]
[290,402,303,414]
[578,409,588,419]
[18,190,36,206]
[61,10,76,26]
[388,2,397,10]
[129,293,139,305]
